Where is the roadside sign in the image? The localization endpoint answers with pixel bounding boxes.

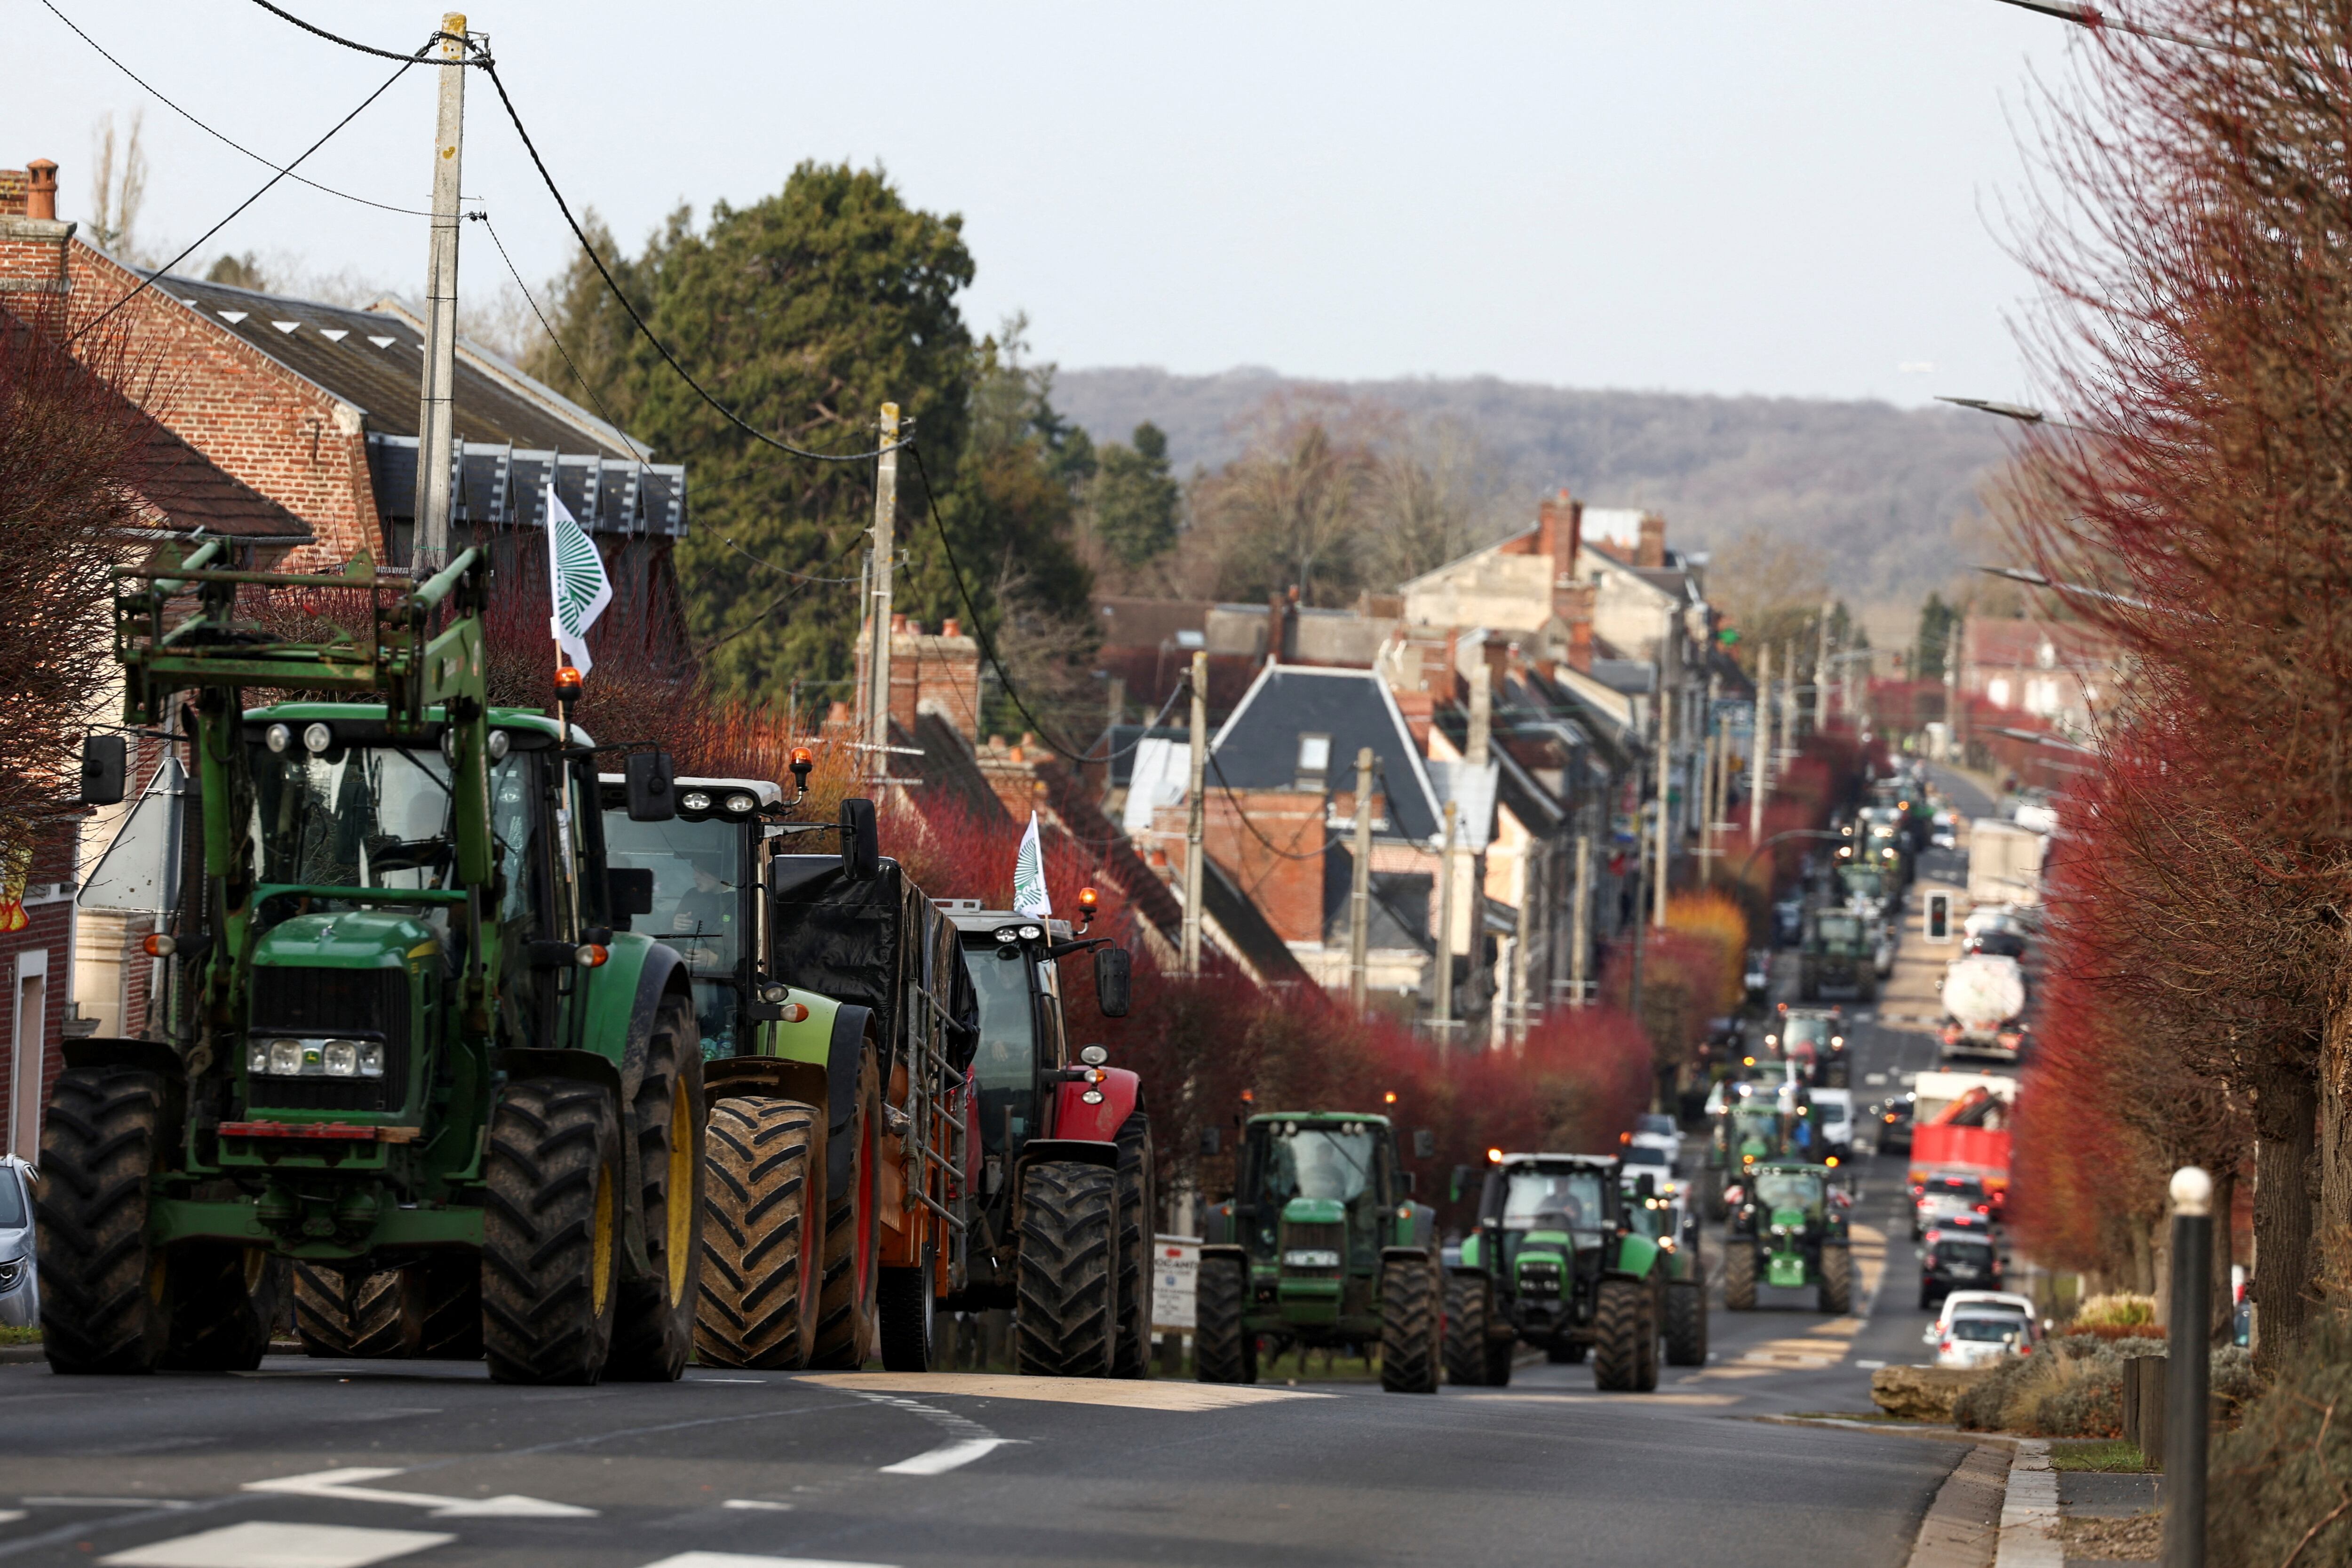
[1152,1235,1200,1333]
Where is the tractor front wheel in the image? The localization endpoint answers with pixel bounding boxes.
[1820,1244,1854,1315]
[1483,1326,1517,1386]
[1665,1279,1708,1366]
[163,1244,277,1371]
[1442,1272,1489,1386]
[1017,1160,1119,1377]
[878,1243,937,1371]
[607,993,706,1381]
[696,1098,823,1369]
[810,1049,881,1370]
[35,1067,169,1375]
[1110,1111,1155,1379]
[1592,1276,1656,1392]
[1193,1253,1255,1385]
[1724,1243,1758,1311]
[482,1077,625,1385]
[1377,1255,1441,1394]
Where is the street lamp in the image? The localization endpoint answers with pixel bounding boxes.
[1937,395,2113,438]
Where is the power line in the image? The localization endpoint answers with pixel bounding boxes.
[474,55,902,466]
[72,44,429,342]
[246,0,468,64]
[36,0,434,218]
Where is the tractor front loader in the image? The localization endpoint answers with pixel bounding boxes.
[41,541,701,1384]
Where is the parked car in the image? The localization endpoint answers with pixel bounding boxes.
[1913,1171,1992,1241]
[1934,1308,2031,1368]
[0,1155,35,1329]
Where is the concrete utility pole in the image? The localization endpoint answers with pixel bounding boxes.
[1509,850,1534,1045]
[1700,708,1718,886]
[1348,746,1374,1011]
[1749,642,1769,843]
[866,402,901,781]
[1568,830,1591,1008]
[1652,686,1671,928]
[1433,800,1459,1045]
[1816,601,1834,731]
[1182,650,1208,977]
[410,12,468,572]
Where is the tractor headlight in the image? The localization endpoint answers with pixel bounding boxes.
[322,1040,359,1077]
[680,790,713,812]
[247,1041,270,1074]
[358,1042,385,1077]
[1770,1223,1788,1236]
[1283,1249,1341,1269]
[302,722,334,755]
[268,1039,304,1076]
[264,723,292,754]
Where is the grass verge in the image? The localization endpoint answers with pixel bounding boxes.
[2048,1438,2153,1472]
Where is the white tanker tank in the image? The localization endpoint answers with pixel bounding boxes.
[1940,954,2028,1061]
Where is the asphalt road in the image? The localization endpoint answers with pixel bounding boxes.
[0,777,2013,1568]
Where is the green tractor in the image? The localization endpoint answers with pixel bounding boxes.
[41,545,703,1383]
[1442,1154,1680,1391]
[1621,1171,1708,1368]
[1722,1160,1853,1314]
[1798,908,1877,1003]
[1198,1113,1442,1393]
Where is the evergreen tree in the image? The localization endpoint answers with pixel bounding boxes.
[1090,422,1182,571]
[1915,591,1958,682]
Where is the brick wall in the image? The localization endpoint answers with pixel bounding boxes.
[0,827,78,1157]
[1151,788,1328,944]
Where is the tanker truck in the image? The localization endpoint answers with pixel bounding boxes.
[1939,952,2028,1063]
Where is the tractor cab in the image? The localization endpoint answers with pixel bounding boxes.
[1723,1159,1851,1312]
[1767,1003,1847,1088]
[1466,1154,1620,1346]
[1230,1114,1409,1320]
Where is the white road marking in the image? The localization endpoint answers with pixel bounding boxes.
[877,1437,1017,1476]
[243,1467,596,1518]
[720,1500,795,1512]
[802,1372,1326,1410]
[21,1499,194,1510]
[640,1555,900,1568]
[98,1521,454,1568]
[1857,1359,1887,1369]
[695,1378,769,1385]
[0,1510,22,1524]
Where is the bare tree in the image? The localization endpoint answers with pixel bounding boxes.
[87,111,148,262]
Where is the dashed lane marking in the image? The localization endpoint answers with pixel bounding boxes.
[640,1555,900,1568]
[243,1468,596,1518]
[877,1438,1020,1476]
[800,1372,1329,1410]
[20,1500,194,1510]
[0,1513,19,1526]
[720,1500,795,1511]
[98,1521,454,1568]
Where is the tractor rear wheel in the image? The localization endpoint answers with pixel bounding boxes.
[1442,1272,1489,1385]
[295,1266,413,1358]
[1482,1326,1517,1386]
[1820,1243,1854,1315]
[1110,1111,1155,1379]
[1665,1278,1708,1366]
[607,993,706,1382]
[1724,1242,1758,1310]
[35,1067,169,1374]
[696,1097,823,1369]
[1591,1276,1653,1392]
[408,1254,481,1359]
[810,1049,881,1370]
[1016,1160,1118,1377]
[163,1244,277,1371]
[1192,1253,1255,1384]
[1377,1255,1440,1394]
[878,1242,937,1371]
[482,1077,624,1385]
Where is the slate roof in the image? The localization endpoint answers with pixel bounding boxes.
[1209,665,1445,843]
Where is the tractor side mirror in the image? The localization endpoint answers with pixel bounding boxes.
[79,735,126,807]
[607,868,654,922]
[1450,1163,1472,1204]
[1401,1170,1416,1195]
[839,797,880,880]
[624,751,675,821]
[1412,1128,1436,1160]
[1094,946,1131,1018]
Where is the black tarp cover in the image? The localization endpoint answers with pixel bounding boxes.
[767,856,979,1078]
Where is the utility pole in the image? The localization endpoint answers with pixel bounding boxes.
[1433,801,1458,1047]
[1182,650,1207,977]
[1509,849,1534,1045]
[1348,746,1374,1011]
[1749,642,1769,844]
[866,402,901,782]
[1815,601,1834,732]
[411,12,468,573]
[1568,830,1590,1009]
[1700,708,1718,886]
[1652,685,1671,928]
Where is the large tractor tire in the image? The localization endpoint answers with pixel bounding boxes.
[295,1266,412,1359]
[35,1067,169,1374]
[1192,1253,1255,1385]
[696,1097,823,1369]
[1860,972,1880,1004]
[608,993,706,1382]
[1483,1328,1517,1387]
[1723,1242,1758,1311]
[1442,1272,1489,1386]
[1820,1243,1854,1315]
[810,1049,881,1370]
[1377,1254,1441,1394]
[1592,1276,1656,1392]
[162,1244,277,1371]
[1110,1111,1155,1379]
[878,1243,938,1372]
[481,1077,624,1385]
[407,1254,482,1359]
[1700,1170,1728,1223]
[1016,1160,1118,1377]
[1665,1278,1709,1366]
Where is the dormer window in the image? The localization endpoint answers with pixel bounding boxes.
[1295,732,1332,792]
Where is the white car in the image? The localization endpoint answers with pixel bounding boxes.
[1811,1090,1855,1159]
[0,1155,35,1329]
[1934,1309,2033,1368]
[1931,1290,2036,1341]
[1628,1112,1682,1171]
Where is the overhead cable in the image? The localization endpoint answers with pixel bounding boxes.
[246,0,469,64]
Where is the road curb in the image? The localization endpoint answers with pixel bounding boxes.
[0,1344,44,1365]
[1994,1438,2060,1568]
[1905,1441,2011,1568]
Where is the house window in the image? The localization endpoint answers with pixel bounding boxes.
[1986,676,2012,708]
[1295,733,1332,792]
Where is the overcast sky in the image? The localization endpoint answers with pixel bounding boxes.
[4,0,2079,406]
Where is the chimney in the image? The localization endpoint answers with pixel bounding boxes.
[1467,661,1492,765]
[1268,585,1300,663]
[1539,489,1584,620]
[25,159,57,222]
[1559,582,1597,674]
[1636,512,1667,570]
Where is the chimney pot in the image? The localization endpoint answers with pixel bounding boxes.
[943,617,961,638]
[1637,513,1668,570]
[26,159,57,221]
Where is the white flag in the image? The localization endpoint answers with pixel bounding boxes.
[1011,812,1052,920]
[546,480,612,675]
